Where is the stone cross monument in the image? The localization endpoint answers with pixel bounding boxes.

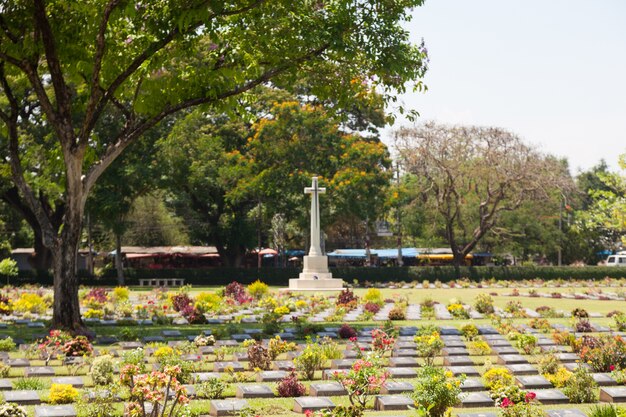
[289,177,343,290]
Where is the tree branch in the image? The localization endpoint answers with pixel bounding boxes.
[79,0,123,146]
[32,0,73,133]
[82,41,330,201]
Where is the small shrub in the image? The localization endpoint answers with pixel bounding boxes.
[13,377,45,390]
[460,323,479,341]
[387,306,406,320]
[483,367,514,391]
[336,289,358,309]
[0,337,16,352]
[268,335,296,360]
[319,337,342,360]
[112,286,130,301]
[90,354,115,386]
[62,336,93,357]
[0,293,12,315]
[0,403,27,417]
[563,366,597,403]
[414,332,444,366]
[511,333,537,354]
[363,302,381,314]
[171,292,193,312]
[224,281,251,304]
[338,324,357,339]
[612,313,626,331]
[572,308,589,318]
[411,366,465,417]
[575,319,593,333]
[0,361,10,377]
[49,383,79,404]
[537,353,560,375]
[447,303,469,319]
[294,340,326,380]
[468,340,491,356]
[277,370,306,397]
[247,280,269,300]
[195,292,223,313]
[247,341,272,370]
[474,293,494,314]
[588,404,625,417]
[12,293,47,314]
[197,378,228,399]
[362,288,383,306]
[544,367,572,388]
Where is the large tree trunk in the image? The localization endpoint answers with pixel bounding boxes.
[51,216,84,332]
[115,233,125,285]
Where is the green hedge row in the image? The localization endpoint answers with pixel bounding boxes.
[4,265,626,287]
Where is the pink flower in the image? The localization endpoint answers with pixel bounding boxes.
[525,392,536,402]
[500,398,514,408]
[610,365,616,371]
[304,410,313,417]
[349,337,357,342]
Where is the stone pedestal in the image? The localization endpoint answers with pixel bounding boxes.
[289,255,343,290]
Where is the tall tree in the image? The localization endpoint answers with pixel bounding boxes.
[0,1,427,331]
[395,122,572,269]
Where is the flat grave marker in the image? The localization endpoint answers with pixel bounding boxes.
[34,405,77,417]
[3,390,41,405]
[599,387,626,403]
[309,382,348,397]
[293,397,335,413]
[235,385,274,399]
[374,395,414,411]
[461,392,494,407]
[209,399,249,417]
[534,389,570,405]
[516,375,552,389]
[257,370,288,382]
[381,381,415,395]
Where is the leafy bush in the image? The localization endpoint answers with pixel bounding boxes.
[333,354,388,408]
[179,304,207,324]
[528,318,551,332]
[195,292,223,313]
[83,308,104,319]
[578,335,626,372]
[62,336,93,357]
[90,354,115,386]
[363,302,381,314]
[338,324,357,339]
[197,378,228,399]
[336,289,358,309]
[294,340,327,380]
[460,323,479,341]
[49,383,79,404]
[411,366,465,417]
[387,306,406,320]
[473,293,494,314]
[468,340,491,356]
[268,335,296,360]
[511,333,537,354]
[112,286,130,301]
[319,337,342,360]
[0,337,16,352]
[276,370,306,397]
[12,292,48,314]
[537,353,560,375]
[194,334,215,347]
[572,308,589,318]
[613,313,626,332]
[544,367,572,388]
[575,319,593,333]
[414,332,444,366]
[121,348,146,373]
[247,280,269,300]
[0,361,10,377]
[13,377,45,390]
[224,281,251,304]
[563,366,597,403]
[447,303,469,319]
[0,258,18,279]
[483,367,514,392]
[362,288,383,306]
[588,404,626,417]
[247,342,272,371]
[0,293,12,315]
[171,292,193,312]
[0,403,27,417]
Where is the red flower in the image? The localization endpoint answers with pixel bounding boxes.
[610,365,616,371]
[500,398,514,408]
[304,410,313,417]
[349,336,357,342]
[525,392,536,402]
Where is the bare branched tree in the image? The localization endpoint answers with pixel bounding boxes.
[395,122,573,269]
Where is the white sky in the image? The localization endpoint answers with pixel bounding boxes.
[383,0,626,174]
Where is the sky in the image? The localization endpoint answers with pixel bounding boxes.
[383,0,626,174]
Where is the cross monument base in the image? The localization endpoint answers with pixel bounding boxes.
[288,255,343,290]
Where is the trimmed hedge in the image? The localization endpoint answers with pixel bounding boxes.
[5,265,626,287]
